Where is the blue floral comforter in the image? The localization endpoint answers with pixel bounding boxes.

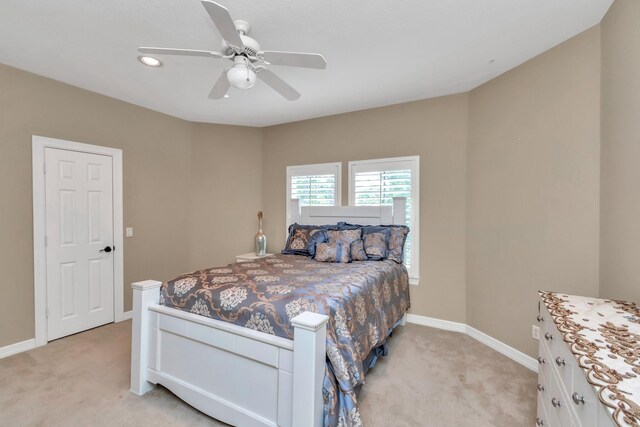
[160,254,410,427]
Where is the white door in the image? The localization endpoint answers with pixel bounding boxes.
[45,148,115,341]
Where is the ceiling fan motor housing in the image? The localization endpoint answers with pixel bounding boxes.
[221,20,261,56]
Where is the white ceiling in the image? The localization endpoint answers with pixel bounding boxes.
[0,0,613,127]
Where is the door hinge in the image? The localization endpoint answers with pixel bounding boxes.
[44,236,48,247]
[43,163,47,174]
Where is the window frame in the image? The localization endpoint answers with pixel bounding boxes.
[286,162,342,232]
[348,156,420,284]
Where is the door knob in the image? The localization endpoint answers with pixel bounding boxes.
[100,245,114,253]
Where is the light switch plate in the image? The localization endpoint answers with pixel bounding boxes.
[126,227,134,237]
[532,325,540,340]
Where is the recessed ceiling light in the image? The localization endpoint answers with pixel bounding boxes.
[223,94,229,98]
[138,56,162,67]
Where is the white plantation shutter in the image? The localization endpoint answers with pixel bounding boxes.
[286,162,341,228]
[291,174,337,207]
[349,157,419,283]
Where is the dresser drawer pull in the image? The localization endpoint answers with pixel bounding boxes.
[536,418,544,426]
[555,357,566,366]
[551,397,561,408]
[544,332,553,341]
[537,384,545,392]
[537,315,544,322]
[538,356,546,365]
[572,393,585,405]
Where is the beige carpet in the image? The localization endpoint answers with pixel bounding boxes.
[0,321,536,427]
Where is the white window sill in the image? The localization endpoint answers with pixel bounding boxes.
[409,277,419,286]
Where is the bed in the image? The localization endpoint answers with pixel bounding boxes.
[130,198,410,427]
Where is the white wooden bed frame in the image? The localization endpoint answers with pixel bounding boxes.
[130,198,407,427]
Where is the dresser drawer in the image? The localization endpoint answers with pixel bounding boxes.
[545,360,575,427]
[537,386,554,427]
[569,356,598,427]
[539,306,564,363]
[540,305,582,398]
[537,341,552,393]
[537,365,555,427]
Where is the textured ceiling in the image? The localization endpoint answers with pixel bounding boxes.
[0,0,613,127]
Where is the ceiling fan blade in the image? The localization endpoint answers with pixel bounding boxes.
[260,51,326,70]
[257,70,301,101]
[201,1,244,51]
[138,47,222,58]
[209,70,231,99]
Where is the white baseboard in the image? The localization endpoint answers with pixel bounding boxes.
[0,339,36,359]
[2,311,535,372]
[116,310,132,322]
[3,311,134,359]
[406,314,538,372]
[406,313,466,333]
[465,326,538,372]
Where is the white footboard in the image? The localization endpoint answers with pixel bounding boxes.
[130,280,328,427]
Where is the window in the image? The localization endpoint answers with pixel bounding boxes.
[349,156,420,284]
[286,162,341,228]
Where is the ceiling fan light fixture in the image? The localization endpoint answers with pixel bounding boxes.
[138,56,162,67]
[227,57,256,89]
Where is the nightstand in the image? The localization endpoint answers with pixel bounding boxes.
[235,252,274,263]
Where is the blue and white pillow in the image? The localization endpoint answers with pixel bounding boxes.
[350,239,368,261]
[385,225,410,263]
[314,242,352,263]
[362,226,391,261]
[307,229,329,258]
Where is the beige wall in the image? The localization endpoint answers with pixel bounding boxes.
[600,0,640,304]
[262,95,469,323]
[188,123,263,270]
[0,64,261,347]
[466,27,602,356]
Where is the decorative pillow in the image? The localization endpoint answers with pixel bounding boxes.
[307,229,329,258]
[315,242,352,263]
[337,222,361,230]
[385,225,410,263]
[282,224,314,255]
[350,239,368,261]
[282,224,336,256]
[327,229,362,246]
[362,226,391,260]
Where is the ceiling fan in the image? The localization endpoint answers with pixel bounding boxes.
[138,1,327,101]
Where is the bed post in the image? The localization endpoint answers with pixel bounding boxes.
[392,197,407,225]
[291,311,329,427]
[130,280,162,396]
[290,198,301,225]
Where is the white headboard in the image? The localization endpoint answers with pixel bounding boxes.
[289,197,407,227]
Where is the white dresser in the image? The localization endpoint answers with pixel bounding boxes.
[537,292,640,427]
